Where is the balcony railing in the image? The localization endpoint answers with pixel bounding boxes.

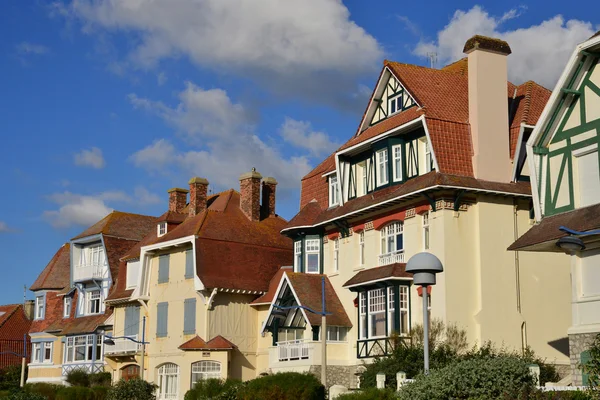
[73,264,105,282]
[277,339,311,362]
[104,335,141,355]
[378,250,405,266]
[62,362,105,375]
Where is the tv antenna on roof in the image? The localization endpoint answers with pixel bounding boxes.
[427,52,438,69]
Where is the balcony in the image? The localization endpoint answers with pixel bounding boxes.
[73,264,105,282]
[378,250,405,266]
[104,335,141,356]
[277,339,310,362]
[62,363,105,375]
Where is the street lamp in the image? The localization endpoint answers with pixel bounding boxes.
[104,316,148,380]
[406,252,443,375]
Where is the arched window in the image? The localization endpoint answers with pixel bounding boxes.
[121,364,140,381]
[379,222,404,265]
[191,361,221,386]
[157,363,179,400]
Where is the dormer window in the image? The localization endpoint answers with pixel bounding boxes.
[158,222,167,237]
[64,296,72,318]
[329,175,340,207]
[35,294,45,320]
[86,290,101,314]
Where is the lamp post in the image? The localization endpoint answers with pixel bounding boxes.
[104,316,148,380]
[406,252,443,375]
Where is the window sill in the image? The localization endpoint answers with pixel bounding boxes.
[29,363,55,368]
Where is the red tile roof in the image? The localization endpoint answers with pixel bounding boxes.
[179,335,236,350]
[30,244,70,291]
[285,273,352,327]
[0,304,32,340]
[343,263,412,288]
[72,211,156,241]
[251,267,293,305]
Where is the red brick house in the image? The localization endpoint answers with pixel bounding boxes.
[0,304,32,369]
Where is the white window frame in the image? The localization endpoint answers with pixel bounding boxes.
[294,241,302,272]
[380,222,404,255]
[157,222,167,237]
[86,290,101,315]
[359,232,365,267]
[80,244,105,268]
[305,238,320,274]
[31,343,41,363]
[325,326,348,342]
[392,144,403,182]
[424,140,432,173]
[43,342,52,363]
[422,212,430,250]
[63,296,72,318]
[191,361,221,385]
[157,363,179,400]
[360,161,368,196]
[329,175,340,207]
[333,238,339,273]
[368,288,386,338]
[399,286,409,335]
[278,328,305,342]
[388,94,402,116]
[359,292,367,340]
[376,149,389,186]
[64,334,102,364]
[35,295,45,320]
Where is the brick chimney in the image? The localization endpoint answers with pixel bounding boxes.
[23,300,35,320]
[464,35,512,182]
[240,168,262,221]
[261,177,278,218]
[188,177,209,217]
[168,188,188,213]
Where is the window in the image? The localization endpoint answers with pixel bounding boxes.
[64,296,72,318]
[32,343,41,363]
[157,363,179,400]
[158,254,170,284]
[332,238,339,273]
[44,342,52,363]
[359,232,365,267]
[359,293,367,339]
[278,328,305,342]
[368,288,386,337]
[64,335,102,363]
[35,295,45,320]
[380,222,404,255]
[294,241,302,272]
[79,245,105,268]
[87,290,101,315]
[157,222,167,237]
[305,238,320,274]
[376,149,389,186]
[191,361,221,385]
[424,140,433,173]
[326,326,348,342]
[422,212,430,250]
[387,287,395,335]
[329,175,340,207]
[400,286,409,335]
[392,145,403,182]
[361,162,368,195]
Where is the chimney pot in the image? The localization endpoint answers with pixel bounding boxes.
[188,177,209,217]
[167,188,189,213]
[239,169,262,221]
[261,177,278,218]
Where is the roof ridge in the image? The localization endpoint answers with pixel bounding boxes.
[386,60,466,76]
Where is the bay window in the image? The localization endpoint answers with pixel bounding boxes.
[369,288,386,337]
[305,238,320,274]
[80,245,105,268]
[294,241,302,272]
[359,286,411,340]
[400,286,409,335]
[64,334,102,363]
[387,287,396,335]
[376,149,389,186]
[359,293,367,339]
[31,343,41,363]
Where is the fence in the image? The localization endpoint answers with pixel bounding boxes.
[0,338,30,370]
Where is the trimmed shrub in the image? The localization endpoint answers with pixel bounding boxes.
[106,378,157,400]
[65,369,90,387]
[56,386,98,400]
[5,391,46,400]
[238,372,324,400]
[89,372,112,388]
[336,388,397,400]
[523,390,593,400]
[184,379,242,400]
[23,383,63,400]
[398,356,535,400]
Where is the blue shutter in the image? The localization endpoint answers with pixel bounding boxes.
[185,249,194,279]
[156,302,168,338]
[124,306,140,337]
[158,255,170,284]
[183,298,196,335]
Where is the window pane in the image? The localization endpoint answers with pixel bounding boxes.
[306,254,319,273]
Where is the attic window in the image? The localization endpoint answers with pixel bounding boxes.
[157,222,167,237]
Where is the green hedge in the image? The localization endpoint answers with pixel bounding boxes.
[106,378,157,400]
[184,379,242,400]
[23,383,63,400]
[336,388,397,400]
[237,372,324,400]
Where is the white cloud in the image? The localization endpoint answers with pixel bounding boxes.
[16,42,50,55]
[414,6,597,87]
[52,0,383,110]
[279,117,339,157]
[129,83,314,191]
[74,147,106,169]
[44,187,161,228]
[0,222,13,233]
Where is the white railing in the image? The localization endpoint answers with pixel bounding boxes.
[378,250,405,266]
[62,363,104,375]
[73,264,105,282]
[104,335,141,355]
[277,339,311,362]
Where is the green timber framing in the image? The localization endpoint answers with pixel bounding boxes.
[535,51,600,216]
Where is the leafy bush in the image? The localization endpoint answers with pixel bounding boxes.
[410,319,469,354]
[237,372,324,400]
[523,390,593,400]
[24,383,63,400]
[106,378,157,400]
[0,365,26,391]
[4,391,47,400]
[397,356,535,400]
[582,333,600,392]
[89,372,112,388]
[65,369,90,387]
[184,379,242,400]
[336,388,397,400]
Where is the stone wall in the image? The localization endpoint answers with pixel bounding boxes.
[569,332,598,385]
[308,365,360,389]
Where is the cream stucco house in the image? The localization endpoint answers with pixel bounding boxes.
[510,30,600,385]
[258,35,573,388]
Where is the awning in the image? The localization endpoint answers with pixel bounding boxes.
[343,263,412,290]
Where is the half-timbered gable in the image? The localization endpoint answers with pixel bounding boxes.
[367,69,417,127]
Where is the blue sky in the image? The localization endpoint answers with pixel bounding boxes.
[0,0,598,304]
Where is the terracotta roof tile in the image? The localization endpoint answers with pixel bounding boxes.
[302,154,337,180]
[284,201,323,229]
[343,263,412,288]
[72,211,156,241]
[30,244,70,291]
[156,211,187,224]
[285,272,352,327]
[509,203,600,252]
[179,335,236,350]
[251,267,293,305]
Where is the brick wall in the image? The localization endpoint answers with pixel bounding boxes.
[300,174,329,210]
